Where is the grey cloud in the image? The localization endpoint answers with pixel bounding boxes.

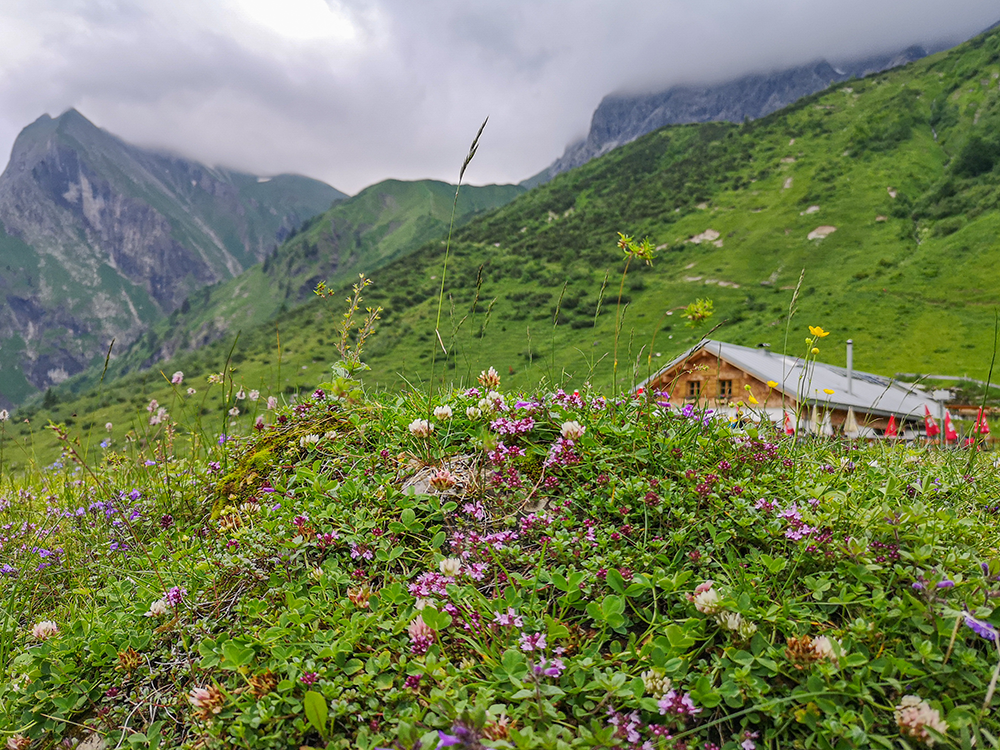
[0,0,997,194]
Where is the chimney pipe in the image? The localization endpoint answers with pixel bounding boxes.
[846,339,854,395]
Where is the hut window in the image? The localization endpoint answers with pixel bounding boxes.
[718,380,733,398]
[687,381,701,398]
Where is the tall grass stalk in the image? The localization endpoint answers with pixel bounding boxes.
[430,117,488,397]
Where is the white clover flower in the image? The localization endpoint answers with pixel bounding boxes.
[309,566,324,581]
[31,620,59,640]
[171,371,184,385]
[813,635,842,663]
[249,390,260,401]
[439,557,463,576]
[466,406,482,419]
[691,581,721,615]
[895,695,947,746]
[414,598,436,610]
[641,669,673,698]
[434,405,453,420]
[478,366,501,388]
[561,420,586,440]
[299,434,320,447]
[716,611,743,632]
[408,419,434,437]
[144,599,168,618]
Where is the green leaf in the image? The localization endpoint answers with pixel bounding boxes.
[420,607,453,631]
[605,569,626,594]
[665,624,697,650]
[430,531,446,549]
[343,659,364,675]
[401,508,416,527]
[602,595,624,616]
[303,690,328,738]
[221,640,255,669]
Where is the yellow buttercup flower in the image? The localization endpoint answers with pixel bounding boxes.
[748,394,759,405]
[767,380,778,388]
[811,347,820,355]
[809,326,830,338]
[824,388,835,395]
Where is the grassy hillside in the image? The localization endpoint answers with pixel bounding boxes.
[99,179,525,375]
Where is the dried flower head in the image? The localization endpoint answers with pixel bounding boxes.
[116,646,142,673]
[247,670,278,699]
[7,735,31,750]
[189,684,226,720]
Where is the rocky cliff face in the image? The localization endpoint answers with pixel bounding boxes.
[523,46,929,187]
[0,109,345,407]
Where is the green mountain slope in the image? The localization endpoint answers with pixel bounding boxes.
[13,26,1000,467]
[0,109,344,407]
[94,179,525,375]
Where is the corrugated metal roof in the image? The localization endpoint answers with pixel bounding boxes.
[639,339,940,420]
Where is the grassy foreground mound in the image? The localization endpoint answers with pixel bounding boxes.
[2,369,1000,749]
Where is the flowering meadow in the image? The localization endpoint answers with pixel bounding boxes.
[2,363,1000,749]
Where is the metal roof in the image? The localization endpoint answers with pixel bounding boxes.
[639,339,941,420]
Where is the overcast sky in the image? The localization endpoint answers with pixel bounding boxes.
[0,1,997,194]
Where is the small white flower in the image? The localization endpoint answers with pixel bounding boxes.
[248,390,260,401]
[309,566,324,581]
[439,557,463,576]
[561,420,585,440]
[144,599,168,617]
[414,597,436,610]
[267,396,278,410]
[236,389,246,400]
[31,620,59,640]
[813,635,842,663]
[716,611,743,632]
[228,407,240,417]
[187,387,197,395]
[434,405,453,420]
[895,695,947,745]
[105,422,113,431]
[0,409,8,422]
[299,434,320,447]
[146,399,158,412]
[466,406,482,419]
[408,419,434,437]
[171,371,184,385]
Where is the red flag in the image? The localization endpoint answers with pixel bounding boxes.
[783,411,795,435]
[976,408,991,435]
[885,414,898,438]
[923,405,940,438]
[944,410,958,442]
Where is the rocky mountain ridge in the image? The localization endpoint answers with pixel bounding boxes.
[0,109,343,407]
[522,45,931,187]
